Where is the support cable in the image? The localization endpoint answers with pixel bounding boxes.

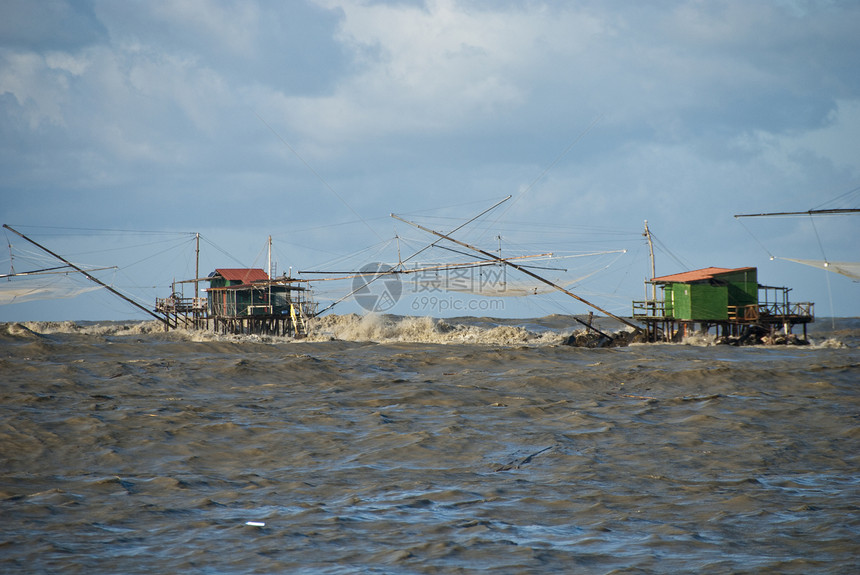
[314,196,512,315]
[2,225,170,327]
[391,213,641,335]
[809,214,837,330]
[809,214,829,264]
[734,217,775,260]
[810,184,860,211]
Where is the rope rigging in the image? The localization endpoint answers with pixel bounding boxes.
[2,193,646,324]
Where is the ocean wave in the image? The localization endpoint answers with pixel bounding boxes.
[0,316,561,346]
[305,313,565,346]
[4,320,166,337]
[2,315,855,348]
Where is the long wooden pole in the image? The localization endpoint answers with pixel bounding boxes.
[390,214,642,334]
[643,220,656,301]
[194,232,200,328]
[3,224,171,327]
[734,208,860,217]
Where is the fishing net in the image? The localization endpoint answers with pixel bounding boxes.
[0,274,105,305]
[780,258,860,281]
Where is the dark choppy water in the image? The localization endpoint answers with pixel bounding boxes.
[1,315,858,573]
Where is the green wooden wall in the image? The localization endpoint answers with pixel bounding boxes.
[666,268,758,321]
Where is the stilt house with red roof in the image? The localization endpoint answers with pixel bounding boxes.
[633,266,813,342]
[205,268,315,336]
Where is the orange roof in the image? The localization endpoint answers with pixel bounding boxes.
[214,268,269,283]
[651,266,755,284]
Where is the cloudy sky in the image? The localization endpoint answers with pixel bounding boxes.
[1,0,858,322]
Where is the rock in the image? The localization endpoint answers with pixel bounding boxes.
[562,329,636,348]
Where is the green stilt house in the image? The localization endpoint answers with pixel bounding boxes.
[633,266,813,342]
[205,268,315,336]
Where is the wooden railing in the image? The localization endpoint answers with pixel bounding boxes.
[727,305,758,321]
[632,300,667,319]
[156,296,207,313]
[635,301,814,322]
[760,301,814,319]
[725,303,814,322]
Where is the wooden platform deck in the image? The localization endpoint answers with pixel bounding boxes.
[632,301,814,342]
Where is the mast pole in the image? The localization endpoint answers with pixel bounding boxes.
[643,220,656,301]
[2,224,171,328]
[395,232,402,269]
[267,235,272,278]
[390,215,642,333]
[267,235,273,315]
[194,232,200,328]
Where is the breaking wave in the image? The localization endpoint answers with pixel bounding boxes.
[306,313,565,346]
[677,332,848,349]
[1,320,166,337]
[2,315,855,348]
[0,316,565,346]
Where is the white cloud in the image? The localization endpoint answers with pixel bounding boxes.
[733,99,860,177]
[782,100,860,174]
[45,51,91,76]
[0,51,68,128]
[148,0,261,57]
[280,0,607,141]
[278,0,859,153]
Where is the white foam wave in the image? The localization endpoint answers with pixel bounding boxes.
[810,337,847,349]
[8,320,166,336]
[4,315,854,348]
[306,314,564,346]
[2,320,297,345]
[679,333,721,347]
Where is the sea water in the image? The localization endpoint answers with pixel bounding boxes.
[1,315,858,573]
